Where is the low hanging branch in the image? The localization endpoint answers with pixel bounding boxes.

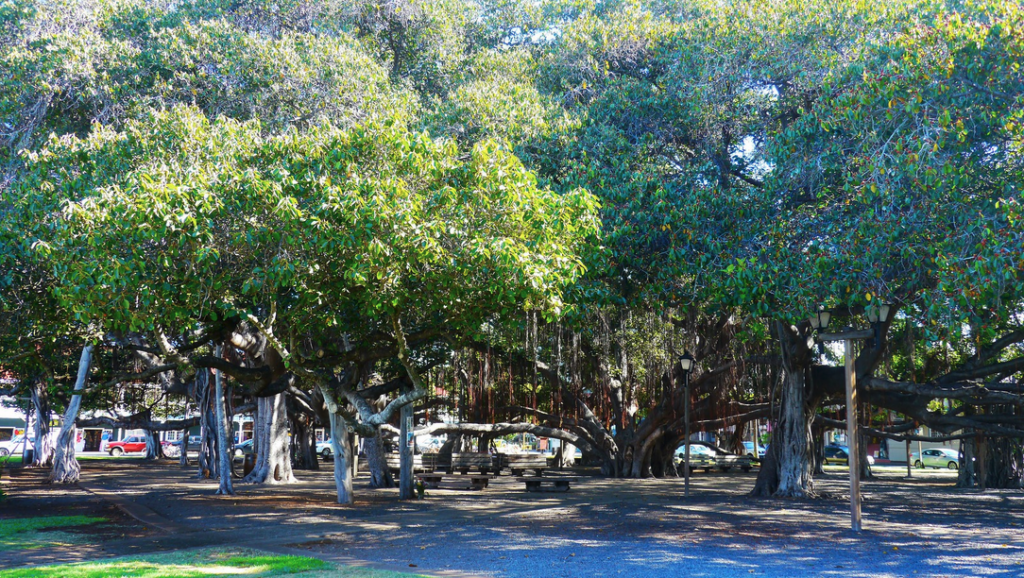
[76,403,255,432]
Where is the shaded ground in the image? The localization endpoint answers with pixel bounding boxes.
[2,460,1023,577]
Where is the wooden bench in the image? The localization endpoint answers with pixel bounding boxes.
[450,452,494,475]
[421,453,439,473]
[385,453,427,473]
[417,473,494,490]
[502,453,549,477]
[521,477,571,492]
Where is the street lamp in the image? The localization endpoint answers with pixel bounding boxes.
[679,351,695,498]
[865,303,892,350]
[808,308,832,354]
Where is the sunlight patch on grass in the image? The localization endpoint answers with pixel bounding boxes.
[0,516,107,551]
[0,547,427,578]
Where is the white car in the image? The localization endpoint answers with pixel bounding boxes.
[912,448,962,470]
[316,440,334,459]
[0,435,31,457]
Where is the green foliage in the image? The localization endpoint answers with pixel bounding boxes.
[13,106,599,348]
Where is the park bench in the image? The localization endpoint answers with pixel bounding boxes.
[520,477,571,492]
[449,452,495,474]
[385,453,427,473]
[500,453,550,477]
[417,473,494,490]
[421,453,439,473]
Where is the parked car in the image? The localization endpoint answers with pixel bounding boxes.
[232,439,254,457]
[675,443,717,472]
[108,436,147,456]
[0,435,31,457]
[170,435,203,448]
[912,448,961,470]
[742,441,766,459]
[316,440,334,459]
[824,445,876,466]
[676,442,755,473]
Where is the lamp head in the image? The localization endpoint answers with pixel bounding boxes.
[679,351,695,373]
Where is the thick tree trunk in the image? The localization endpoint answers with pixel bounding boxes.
[364,430,395,488]
[760,368,814,497]
[179,425,190,467]
[195,369,218,479]
[554,441,576,469]
[811,424,825,475]
[752,323,816,498]
[48,345,93,484]
[242,393,295,484]
[30,381,54,468]
[291,416,318,471]
[329,412,354,504]
[144,429,163,459]
[213,352,235,495]
[958,432,1024,489]
[399,401,414,499]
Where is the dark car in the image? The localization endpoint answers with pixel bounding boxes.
[170,435,203,448]
[824,445,875,466]
[232,439,254,457]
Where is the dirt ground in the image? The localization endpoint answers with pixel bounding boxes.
[2,460,1023,577]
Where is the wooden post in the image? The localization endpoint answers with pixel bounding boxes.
[399,402,414,499]
[906,438,912,478]
[844,339,862,532]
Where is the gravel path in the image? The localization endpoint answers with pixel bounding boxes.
[5,461,1024,577]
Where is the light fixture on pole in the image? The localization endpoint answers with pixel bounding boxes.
[808,308,832,354]
[865,302,892,350]
[814,308,877,532]
[679,351,695,498]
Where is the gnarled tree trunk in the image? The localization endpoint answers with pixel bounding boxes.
[195,369,219,479]
[242,392,295,484]
[328,412,354,504]
[30,380,54,468]
[213,351,234,495]
[752,322,814,498]
[364,430,395,488]
[48,345,93,484]
[144,428,163,459]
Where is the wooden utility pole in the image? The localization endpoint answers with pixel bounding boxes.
[819,328,872,532]
[844,339,862,532]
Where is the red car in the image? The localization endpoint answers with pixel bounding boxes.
[107,436,147,456]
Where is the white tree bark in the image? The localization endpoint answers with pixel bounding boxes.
[329,412,353,504]
[318,383,355,503]
[48,345,93,484]
[242,392,295,484]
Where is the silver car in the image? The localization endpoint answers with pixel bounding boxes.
[912,448,961,470]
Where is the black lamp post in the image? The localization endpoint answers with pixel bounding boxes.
[680,351,695,498]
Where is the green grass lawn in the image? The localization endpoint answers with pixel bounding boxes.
[0,547,428,578]
[0,516,107,551]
